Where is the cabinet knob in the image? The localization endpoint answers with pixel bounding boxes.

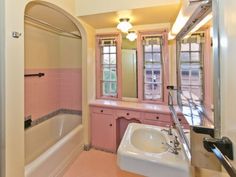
[101,110,103,113]
[156,116,159,120]
[126,113,130,116]
[109,124,112,127]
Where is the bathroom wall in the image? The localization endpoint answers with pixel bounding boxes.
[2,0,91,176]
[24,23,82,120]
[4,0,25,176]
[218,0,236,165]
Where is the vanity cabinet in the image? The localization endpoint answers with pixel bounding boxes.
[177,115,190,129]
[90,101,190,152]
[116,109,142,148]
[91,108,115,152]
[116,109,141,119]
[142,112,171,127]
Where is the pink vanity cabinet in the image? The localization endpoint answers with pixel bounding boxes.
[176,115,190,129]
[142,112,171,127]
[90,102,175,152]
[90,107,116,152]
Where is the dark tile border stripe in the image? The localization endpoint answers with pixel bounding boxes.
[26,109,82,129]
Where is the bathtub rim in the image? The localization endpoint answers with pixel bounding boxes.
[24,124,84,177]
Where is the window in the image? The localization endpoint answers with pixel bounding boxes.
[101,42,117,96]
[179,35,204,103]
[137,30,169,103]
[143,36,163,100]
[96,34,121,99]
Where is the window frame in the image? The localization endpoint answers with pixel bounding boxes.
[95,33,122,100]
[179,39,204,102]
[137,30,169,104]
[177,30,213,109]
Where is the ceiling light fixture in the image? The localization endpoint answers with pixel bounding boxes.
[126,31,137,41]
[117,18,132,33]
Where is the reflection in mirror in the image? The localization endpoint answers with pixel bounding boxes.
[121,37,138,99]
[179,33,205,105]
[177,17,213,123]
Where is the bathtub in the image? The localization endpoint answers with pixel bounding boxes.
[25,113,84,177]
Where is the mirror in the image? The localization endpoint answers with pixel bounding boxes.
[176,10,214,126]
[121,37,138,99]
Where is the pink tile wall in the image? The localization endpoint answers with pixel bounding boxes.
[59,69,82,111]
[25,68,82,120]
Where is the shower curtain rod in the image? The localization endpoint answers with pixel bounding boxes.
[24,14,81,39]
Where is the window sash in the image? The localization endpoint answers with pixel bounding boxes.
[179,40,204,101]
[100,40,118,97]
[143,36,163,100]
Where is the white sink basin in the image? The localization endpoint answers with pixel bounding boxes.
[117,123,190,177]
[131,128,168,153]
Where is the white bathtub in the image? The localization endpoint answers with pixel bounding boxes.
[25,113,84,177]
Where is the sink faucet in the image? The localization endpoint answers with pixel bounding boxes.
[162,136,181,155]
[161,125,173,135]
[164,142,180,155]
[173,136,180,148]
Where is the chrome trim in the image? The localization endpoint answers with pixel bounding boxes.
[212,0,221,138]
[168,92,191,160]
[176,0,212,40]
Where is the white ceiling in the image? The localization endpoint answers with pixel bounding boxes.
[79,3,181,29]
[75,0,180,16]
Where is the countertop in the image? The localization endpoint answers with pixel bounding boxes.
[89,99,180,114]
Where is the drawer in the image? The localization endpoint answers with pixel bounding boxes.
[116,110,141,119]
[171,121,190,129]
[143,120,171,127]
[91,107,113,115]
[143,113,171,122]
[177,115,188,124]
[182,123,190,129]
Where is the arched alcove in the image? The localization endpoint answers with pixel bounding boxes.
[24,1,87,176]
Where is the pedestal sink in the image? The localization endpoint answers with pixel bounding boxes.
[117,123,190,177]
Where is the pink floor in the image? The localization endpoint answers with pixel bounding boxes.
[63,149,144,177]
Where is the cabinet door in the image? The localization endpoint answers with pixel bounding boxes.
[91,113,115,152]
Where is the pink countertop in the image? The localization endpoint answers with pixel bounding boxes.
[89,99,182,115]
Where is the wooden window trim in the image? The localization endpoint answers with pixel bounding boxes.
[137,29,170,104]
[95,33,122,100]
[180,40,204,102]
[177,28,213,112]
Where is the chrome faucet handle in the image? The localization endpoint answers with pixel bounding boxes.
[173,136,180,147]
[167,125,173,135]
[163,142,179,155]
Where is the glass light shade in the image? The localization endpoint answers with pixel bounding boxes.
[126,31,137,41]
[117,18,132,33]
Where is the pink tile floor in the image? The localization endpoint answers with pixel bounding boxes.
[63,149,143,177]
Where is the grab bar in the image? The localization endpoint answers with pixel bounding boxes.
[203,137,236,177]
[24,73,45,77]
